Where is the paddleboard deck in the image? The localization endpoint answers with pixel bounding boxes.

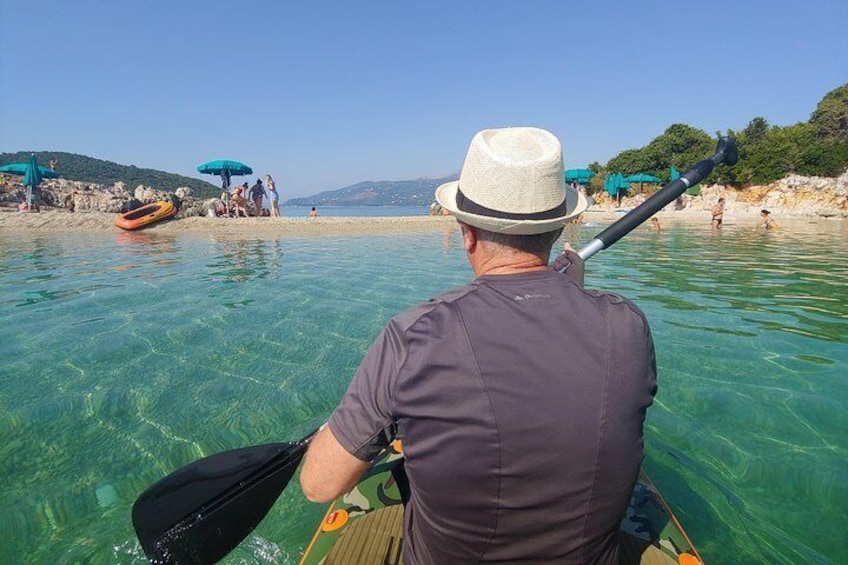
[299,442,703,565]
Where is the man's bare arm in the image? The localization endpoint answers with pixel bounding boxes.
[300,425,371,503]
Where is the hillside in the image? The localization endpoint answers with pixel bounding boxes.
[0,151,219,198]
[284,175,458,207]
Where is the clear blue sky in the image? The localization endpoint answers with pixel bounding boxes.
[1,1,846,198]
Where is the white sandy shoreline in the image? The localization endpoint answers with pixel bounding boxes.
[0,208,839,237]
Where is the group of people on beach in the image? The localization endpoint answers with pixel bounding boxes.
[218,174,280,218]
[216,174,320,219]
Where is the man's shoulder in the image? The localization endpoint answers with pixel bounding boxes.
[389,283,479,333]
[580,287,651,330]
[387,279,649,336]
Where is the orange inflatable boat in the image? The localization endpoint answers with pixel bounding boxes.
[115,200,178,230]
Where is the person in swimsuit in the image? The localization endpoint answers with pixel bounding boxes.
[265,174,280,217]
[650,217,661,232]
[757,209,779,230]
[231,183,249,217]
[711,197,725,229]
[248,179,265,217]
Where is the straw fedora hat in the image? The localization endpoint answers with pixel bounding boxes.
[435,127,588,235]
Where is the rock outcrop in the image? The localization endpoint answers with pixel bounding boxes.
[0,175,215,217]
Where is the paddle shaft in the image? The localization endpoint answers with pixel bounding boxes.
[576,137,738,261]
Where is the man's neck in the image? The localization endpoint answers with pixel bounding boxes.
[473,253,549,277]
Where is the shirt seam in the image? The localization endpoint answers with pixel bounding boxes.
[454,298,502,564]
[578,300,612,562]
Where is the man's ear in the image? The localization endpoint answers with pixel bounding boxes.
[459,222,477,253]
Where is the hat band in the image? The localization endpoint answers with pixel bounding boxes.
[456,186,569,221]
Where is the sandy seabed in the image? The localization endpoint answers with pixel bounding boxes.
[0,207,819,238]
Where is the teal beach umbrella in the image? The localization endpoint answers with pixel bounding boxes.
[0,162,58,177]
[23,154,43,189]
[604,173,630,203]
[197,159,253,191]
[197,160,253,176]
[0,154,58,210]
[625,173,661,183]
[565,168,596,184]
[670,166,680,181]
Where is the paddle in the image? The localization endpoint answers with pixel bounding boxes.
[132,138,738,565]
[574,137,738,261]
[132,431,316,564]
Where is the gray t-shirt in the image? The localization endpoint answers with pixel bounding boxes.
[329,269,657,564]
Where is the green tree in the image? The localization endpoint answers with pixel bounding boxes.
[810,83,848,144]
[742,117,770,144]
[606,124,714,181]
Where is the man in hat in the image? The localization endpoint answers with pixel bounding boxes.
[301,127,657,564]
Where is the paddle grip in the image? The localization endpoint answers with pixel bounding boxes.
[576,137,737,261]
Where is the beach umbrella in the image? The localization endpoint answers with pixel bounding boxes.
[565,168,596,184]
[625,173,661,183]
[0,162,58,177]
[603,173,630,195]
[197,159,253,191]
[625,173,660,194]
[670,166,680,182]
[604,173,630,205]
[0,154,58,210]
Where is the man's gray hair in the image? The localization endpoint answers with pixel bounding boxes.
[476,227,564,256]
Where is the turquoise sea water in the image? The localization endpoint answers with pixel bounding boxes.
[1,217,846,564]
[279,205,429,217]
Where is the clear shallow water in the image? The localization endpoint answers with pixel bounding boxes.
[1,218,846,564]
[280,205,429,217]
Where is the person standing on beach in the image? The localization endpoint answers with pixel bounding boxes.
[220,168,232,216]
[301,127,657,564]
[308,206,318,218]
[265,174,280,217]
[711,197,725,229]
[249,179,265,216]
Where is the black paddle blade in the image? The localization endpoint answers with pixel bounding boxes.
[132,436,311,564]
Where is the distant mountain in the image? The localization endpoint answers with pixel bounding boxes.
[0,151,219,198]
[284,174,459,207]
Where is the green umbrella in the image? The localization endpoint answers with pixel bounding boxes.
[23,155,42,211]
[565,168,596,184]
[625,173,661,183]
[0,155,58,211]
[604,173,630,198]
[197,159,253,191]
[0,162,58,177]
